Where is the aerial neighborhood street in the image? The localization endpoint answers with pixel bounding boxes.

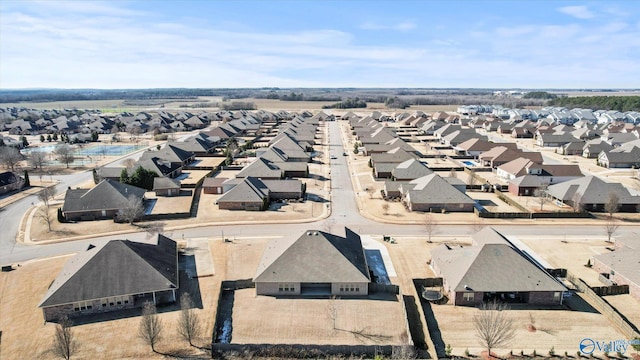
[1,101,639,359]
[3,1,640,358]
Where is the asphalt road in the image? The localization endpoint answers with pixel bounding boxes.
[1,122,639,265]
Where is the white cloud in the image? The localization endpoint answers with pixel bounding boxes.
[558,5,595,19]
[359,21,417,31]
[1,1,639,88]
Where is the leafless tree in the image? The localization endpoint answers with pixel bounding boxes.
[29,150,48,170]
[138,301,163,353]
[392,331,416,359]
[38,186,56,207]
[473,301,516,357]
[534,184,549,211]
[571,192,583,212]
[117,195,145,224]
[604,217,620,243]
[382,203,390,215]
[54,145,75,168]
[449,168,457,178]
[326,296,341,331]
[605,192,620,218]
[424,213,438,243]
[51,315,77,360]
[0,146,23,171]
[468,169,478,190]
[37,206,53,232]
[122,158,136,169]
[177,293,201,347]
[471,218,486,233]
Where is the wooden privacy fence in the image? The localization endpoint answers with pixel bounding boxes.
[566,271,639,339]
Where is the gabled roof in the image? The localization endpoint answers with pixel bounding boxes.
[403,174,475,205]
[139,144,194,164]
[153,176,180,190]
[236,157,283,179]
[62,179,146,213]
[432,233,564,293]
[547,175,640,204]
[254,228,370,283]
[39,235,177,307]
[218,176,269,203]
[392,159,433,180]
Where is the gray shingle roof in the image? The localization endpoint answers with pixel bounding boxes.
[62,179,146,213]
[218,176,269,203]
[403,174,475,205]
[594,249,640,286]
[392,159,433,180]
[432,240,565,292]
[153,177,180,190]
[254,228,370,283]
[547,175,640,205]
[39,235,177,307]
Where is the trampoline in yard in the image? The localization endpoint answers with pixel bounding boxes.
[422,286,444,302]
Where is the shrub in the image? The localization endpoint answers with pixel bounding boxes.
[153,134,168,141]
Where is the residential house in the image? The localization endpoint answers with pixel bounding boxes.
[391,159,433,181]
[62,179,147,221]
[202,177,228,194]
[254,228,370,296]
[153,177,181,197]
[497,157,583,182]
[592,235,640,300]
[430,228,565,306]
[217,176,304,210]
[478,146,543,169]
[582,139,614,158]
[400,174,476,212]
[546,175,640,212]
[561,141,586,156]
[597,140,640,168]
[39,235,178,322]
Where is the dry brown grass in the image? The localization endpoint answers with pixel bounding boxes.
[232,289,407,345]
[433,299,626,357]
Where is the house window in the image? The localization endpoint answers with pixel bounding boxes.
[553,292,561,301]
[463,292,474,302]
[278,284,294,292]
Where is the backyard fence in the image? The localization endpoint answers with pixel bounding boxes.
[566,271,639,339]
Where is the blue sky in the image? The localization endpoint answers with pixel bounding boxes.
[1,0,639,89]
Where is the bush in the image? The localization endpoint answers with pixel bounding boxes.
[153,134,168,141]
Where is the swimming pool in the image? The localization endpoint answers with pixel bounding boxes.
[462,160,477,167]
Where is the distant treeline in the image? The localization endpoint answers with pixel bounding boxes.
[523,91,558,100]
[322,98,367,109]
[0,89,215,103]
[548,96,640,112]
